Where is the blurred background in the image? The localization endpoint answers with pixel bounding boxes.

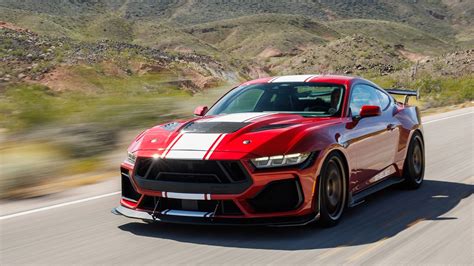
[0,0,472,199]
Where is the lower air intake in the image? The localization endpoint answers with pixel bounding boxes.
[121,168,141,201]
[138,196,243,216]
[247,178,303,213]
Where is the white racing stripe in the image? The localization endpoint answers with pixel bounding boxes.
[269,75,318,83]
[244,112,274,122]
[0,110,471,220]
[165,133,221,159]
[160,132,183,158]
[203,112,272,122]
[204,134,226,160]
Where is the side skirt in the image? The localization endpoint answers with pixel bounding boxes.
[348,175,404,207]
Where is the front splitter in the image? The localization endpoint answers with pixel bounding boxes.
[112,206,318,227]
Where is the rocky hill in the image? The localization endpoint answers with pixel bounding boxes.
[0,25,243,92]
[0,1,472,91]
[0,0,472,198]
[1,0,472,38]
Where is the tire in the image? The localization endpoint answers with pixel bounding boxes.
[401,132,425,189]
[318,152,347,227]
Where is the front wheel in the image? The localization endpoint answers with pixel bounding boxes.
[318,153,347,227]
[401,132,425,189]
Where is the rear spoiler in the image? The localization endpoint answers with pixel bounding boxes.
[385,88,420,105]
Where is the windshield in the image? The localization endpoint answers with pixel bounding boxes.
[207,82,345,117]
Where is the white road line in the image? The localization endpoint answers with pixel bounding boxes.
[423,111,473,124]
[1,110,472,220]
[0,192,120,220]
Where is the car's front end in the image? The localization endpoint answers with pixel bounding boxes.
[115,147,321,226]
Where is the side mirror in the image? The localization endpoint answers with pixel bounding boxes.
[359,105,381,118]
[193,106,208,116]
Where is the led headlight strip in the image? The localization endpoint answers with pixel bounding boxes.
[250,153,310,169]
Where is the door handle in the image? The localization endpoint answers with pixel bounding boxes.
[387,124,396,131]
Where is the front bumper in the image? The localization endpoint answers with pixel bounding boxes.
[116,154,320,225]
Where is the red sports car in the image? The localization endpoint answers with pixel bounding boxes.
[113,75,424,226]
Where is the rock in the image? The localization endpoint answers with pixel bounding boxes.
[27,53,33,58]
[18,73,26,79]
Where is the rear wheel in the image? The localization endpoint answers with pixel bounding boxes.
[401,132,425,189]
[318,153,346,227]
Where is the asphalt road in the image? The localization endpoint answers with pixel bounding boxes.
[1,107,473,265]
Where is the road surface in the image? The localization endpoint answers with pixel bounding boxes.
[1,107,473,265]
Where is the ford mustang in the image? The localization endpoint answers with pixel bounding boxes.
[112,75,424,227]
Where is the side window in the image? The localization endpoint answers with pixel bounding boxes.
[373,89,391,110]
[350,84,382,116]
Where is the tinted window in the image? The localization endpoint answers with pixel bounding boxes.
[207,83,345,117]
[222,88,264,113]
[373,89,391,109]
[350,84,382,116]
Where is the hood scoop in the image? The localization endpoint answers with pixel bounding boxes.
[251,123,294,132]
[181,122,250,133]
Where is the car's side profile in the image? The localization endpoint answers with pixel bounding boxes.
[113,74,425,227]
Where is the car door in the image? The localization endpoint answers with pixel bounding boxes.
[345,84,400,192]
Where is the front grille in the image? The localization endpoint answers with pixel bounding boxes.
[134,158,248,183]
[132,158,253,194]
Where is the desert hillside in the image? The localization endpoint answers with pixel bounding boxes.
[0,0,472,197]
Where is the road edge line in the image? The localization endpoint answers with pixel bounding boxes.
[423,111,473,124]
[0,191,120,220]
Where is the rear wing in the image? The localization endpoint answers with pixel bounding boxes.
[385,88,420,105]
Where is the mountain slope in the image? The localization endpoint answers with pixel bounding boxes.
[183,14,340,58]
[1,0,470,40]
[326,19,453,55]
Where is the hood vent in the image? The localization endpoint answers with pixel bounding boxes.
[160,122,181,131]
[251,124,294,132]
[181,122,250,133]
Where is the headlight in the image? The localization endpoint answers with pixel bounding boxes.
[126,151,137,165]
[250,153,310,169]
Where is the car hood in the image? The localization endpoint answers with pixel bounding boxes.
[130,112,341,160]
